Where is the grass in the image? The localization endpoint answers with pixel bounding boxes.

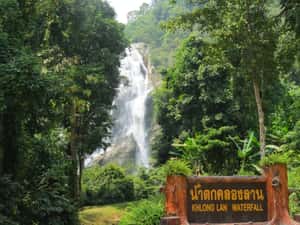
[79,202,130,225]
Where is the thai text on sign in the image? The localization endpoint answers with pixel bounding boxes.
[187,178,268,223]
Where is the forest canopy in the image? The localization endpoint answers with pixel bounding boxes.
[1,0,300,224]
[0,0,127,224]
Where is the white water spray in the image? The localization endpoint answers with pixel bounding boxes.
[85,45,153,168]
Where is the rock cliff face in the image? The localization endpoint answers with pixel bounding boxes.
[96,135,137,168]
[87,43,161,170]
[135,43,161,88]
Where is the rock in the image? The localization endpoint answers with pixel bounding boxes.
[133,43,162,88]
[96,135,138,169]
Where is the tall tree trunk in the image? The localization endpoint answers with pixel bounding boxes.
[79,155,84,195]
[252,78,266,158]
[0,114,3,175]
[3,109,18,176]
[70,103,80,202]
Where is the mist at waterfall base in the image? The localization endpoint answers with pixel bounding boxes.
[85,45,153,168]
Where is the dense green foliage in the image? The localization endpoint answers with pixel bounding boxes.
[0,0,127,224]
[119,196,164,225]
[1,0,300,222]
[82,165,134,205]
[162,158,192,176]
[150,0,300,175]
[81,159,191,205]
[125,0,189,69]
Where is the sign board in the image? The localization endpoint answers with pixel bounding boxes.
[187,179,268,223]
[161,164,295,225]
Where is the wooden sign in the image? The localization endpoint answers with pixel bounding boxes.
[187,178,268,223]
[161,164,300,225]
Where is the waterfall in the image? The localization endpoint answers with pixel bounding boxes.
[85,44,153,168]
[111,45,152,167]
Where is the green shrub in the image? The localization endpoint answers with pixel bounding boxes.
[163,159,192,176]
[289,192,300,215]
[0,171,79,225]
[132,176,149,200]
[132,167,166,200]
[82,164,134,205]
[0,175,22,225]
[171,127,241,175]
[20,166,79,225]
[288,167,300,215]
[99,176,134,204]
[119,196,164,225]
[259,152,289,167]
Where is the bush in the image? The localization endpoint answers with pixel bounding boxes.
[131,160,191,201]
[132,167,166,200]
[288,167,300,215]
[0,175,22,225]
[21,169,79,225]
[132,176,149,200]
[0,171,79,225]
[119,196,164,225]
[82,164,134,205]
[162,159,192,176]
[259,152,289,167]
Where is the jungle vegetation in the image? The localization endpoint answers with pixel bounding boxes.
[1,0,300,224]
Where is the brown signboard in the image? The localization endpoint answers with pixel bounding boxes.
[187,179,268,223]
[161,164,300,225]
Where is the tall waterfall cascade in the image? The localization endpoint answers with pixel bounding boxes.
[85,44,154,168]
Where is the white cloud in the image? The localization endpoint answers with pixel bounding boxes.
[107,0,151,23]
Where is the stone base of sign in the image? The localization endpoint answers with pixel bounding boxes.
[161,164,300,225]
[160,216,180,225]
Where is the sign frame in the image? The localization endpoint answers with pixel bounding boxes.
[160,164,299,225]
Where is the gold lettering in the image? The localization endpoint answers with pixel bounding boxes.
[211,189,217,201]
[216,203,228,212]
[190,184,201,201]
[198,189,203,201]
[254,203,264,211]
[192,204,215,212]
[204,190,211,200]
[250,189,256,200]
[237,189,243,200]
[190,189,198,200]
[246,203,253,211]
[231,189,237,200]
[232,204,239,211]
[256,189,264,200]
[190,185,265,208]
[224,189,231,200]
[232,203,264,212]
[217,189,223,200]
[244,189,250,200]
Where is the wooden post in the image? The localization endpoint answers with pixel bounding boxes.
[162,176,188,225]
[263,164,300,225]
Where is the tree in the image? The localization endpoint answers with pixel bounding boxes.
[280,0,300,35]
[19,0,128,201]
[0,0,127,222]
[165,0,279,157]
[154,35,244,165]
[60,0,127,200]
[125,0,189,69]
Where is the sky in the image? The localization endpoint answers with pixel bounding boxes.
[107,0,151,24]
